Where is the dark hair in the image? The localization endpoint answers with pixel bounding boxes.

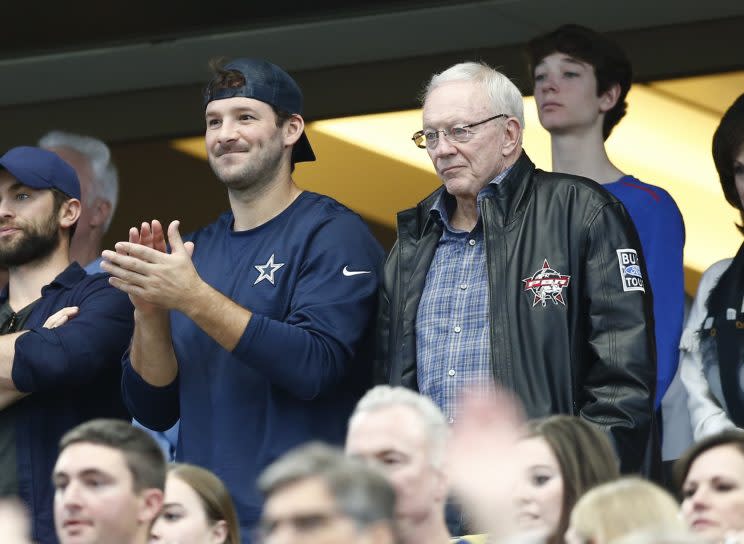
[51,188,77,240]
[259,442,396,530]
[204,59,296,171]
[526,24,632,140]
[712,93,744,232]
[168,464,241,544]
[59,419,166,492]
[673,430,744,498]
[524,415,621,544]
[205,57,245,99]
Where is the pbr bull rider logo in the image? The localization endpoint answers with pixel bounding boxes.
[616,248,645,292]
[522,259,571,307]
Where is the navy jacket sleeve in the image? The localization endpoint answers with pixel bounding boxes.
[12,275,134,393]
[232,212,384,400]
[121,357,180,432]
[579,201,656,473]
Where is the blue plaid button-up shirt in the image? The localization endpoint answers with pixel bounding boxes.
[416,168,511,422]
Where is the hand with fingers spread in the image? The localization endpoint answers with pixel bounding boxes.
[102,220,197,314]
[448,388,526,536]
[42,307,79,329]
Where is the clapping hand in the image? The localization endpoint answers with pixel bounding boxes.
[102,220,197,314]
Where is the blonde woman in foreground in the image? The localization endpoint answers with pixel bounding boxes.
[566,478,686,544]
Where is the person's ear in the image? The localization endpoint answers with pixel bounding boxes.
[137,488,164,525]
[283,114,305,147]
[59,198,81,230]
[209,519,229,544]
[501,117,522,156]
[89,198,112,229]
[599,83,622,113]
[433,452,450,503]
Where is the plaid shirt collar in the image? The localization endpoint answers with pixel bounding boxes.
[430,166,513,233]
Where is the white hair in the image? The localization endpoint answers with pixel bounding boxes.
[349,386,449,468]
[424,61,525,128]
[39,131,119,232]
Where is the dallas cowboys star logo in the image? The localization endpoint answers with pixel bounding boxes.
[254,254,285,285]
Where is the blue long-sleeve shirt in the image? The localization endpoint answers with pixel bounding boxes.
[605,176,685,408]
[5,263,133,544]
[122,192,384,538]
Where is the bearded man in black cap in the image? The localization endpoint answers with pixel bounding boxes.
[0,146,133,543]
[103,59,383,538]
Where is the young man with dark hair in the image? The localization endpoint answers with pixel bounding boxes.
[53,419,165,544]
[527,24,685,409]
[103,58,384,539]
[0,146,134,543]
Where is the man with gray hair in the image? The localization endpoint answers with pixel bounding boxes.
[376,61,655,473]
[39,131,119,273]
[346,385,457,544]
[257,442,397,544]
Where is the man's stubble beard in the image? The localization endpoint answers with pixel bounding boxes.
[0,210,61,268]
[209,133,285,196]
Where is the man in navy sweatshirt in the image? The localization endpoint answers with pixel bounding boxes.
[102,58,384,540]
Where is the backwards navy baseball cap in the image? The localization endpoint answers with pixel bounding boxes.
[0,146,81,200]
[203,58,316,164]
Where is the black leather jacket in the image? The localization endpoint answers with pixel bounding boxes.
[377,153,655,473]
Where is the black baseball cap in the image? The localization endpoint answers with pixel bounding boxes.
[0,146,81,200]
[204,58,316,163]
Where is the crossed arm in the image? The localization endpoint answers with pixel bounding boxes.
[0,306,81,410]
[101,220,251,386]
[0,332,26,409]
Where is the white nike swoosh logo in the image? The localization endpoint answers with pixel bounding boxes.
[343,266,372,277]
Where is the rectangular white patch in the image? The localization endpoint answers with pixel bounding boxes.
[616,249,645,292]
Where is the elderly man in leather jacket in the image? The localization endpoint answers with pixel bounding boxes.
[376,61,655,473]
